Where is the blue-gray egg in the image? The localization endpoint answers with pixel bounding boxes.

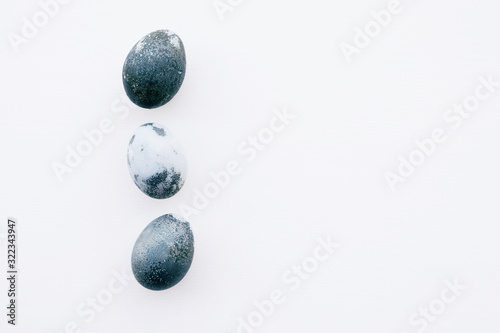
[127,123,187,199]
[132,214,194,291]
[122,29,186,109]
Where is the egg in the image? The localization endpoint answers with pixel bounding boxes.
[127,123,187,199]
[122,29,186,109]
[131,214,195,291]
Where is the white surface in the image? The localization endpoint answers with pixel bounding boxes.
[1,0,500,332]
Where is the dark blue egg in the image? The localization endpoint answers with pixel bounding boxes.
[122,29,186,109]
[131,214,194,290]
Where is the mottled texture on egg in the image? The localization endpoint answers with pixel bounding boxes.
[122,29,186,109]
[127,123,187,199]
[132,214,194,291]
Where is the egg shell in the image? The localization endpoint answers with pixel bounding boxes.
[127,123,187,199]
[122,29,186,109]
[131,214,195,291]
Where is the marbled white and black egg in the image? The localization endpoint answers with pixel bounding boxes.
[127,123,187,199]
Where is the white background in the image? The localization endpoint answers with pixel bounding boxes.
[1,0,500,332]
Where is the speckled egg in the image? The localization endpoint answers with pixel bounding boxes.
[122,29,186,109]
[131,214,194,291]
[127,123,187,199]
